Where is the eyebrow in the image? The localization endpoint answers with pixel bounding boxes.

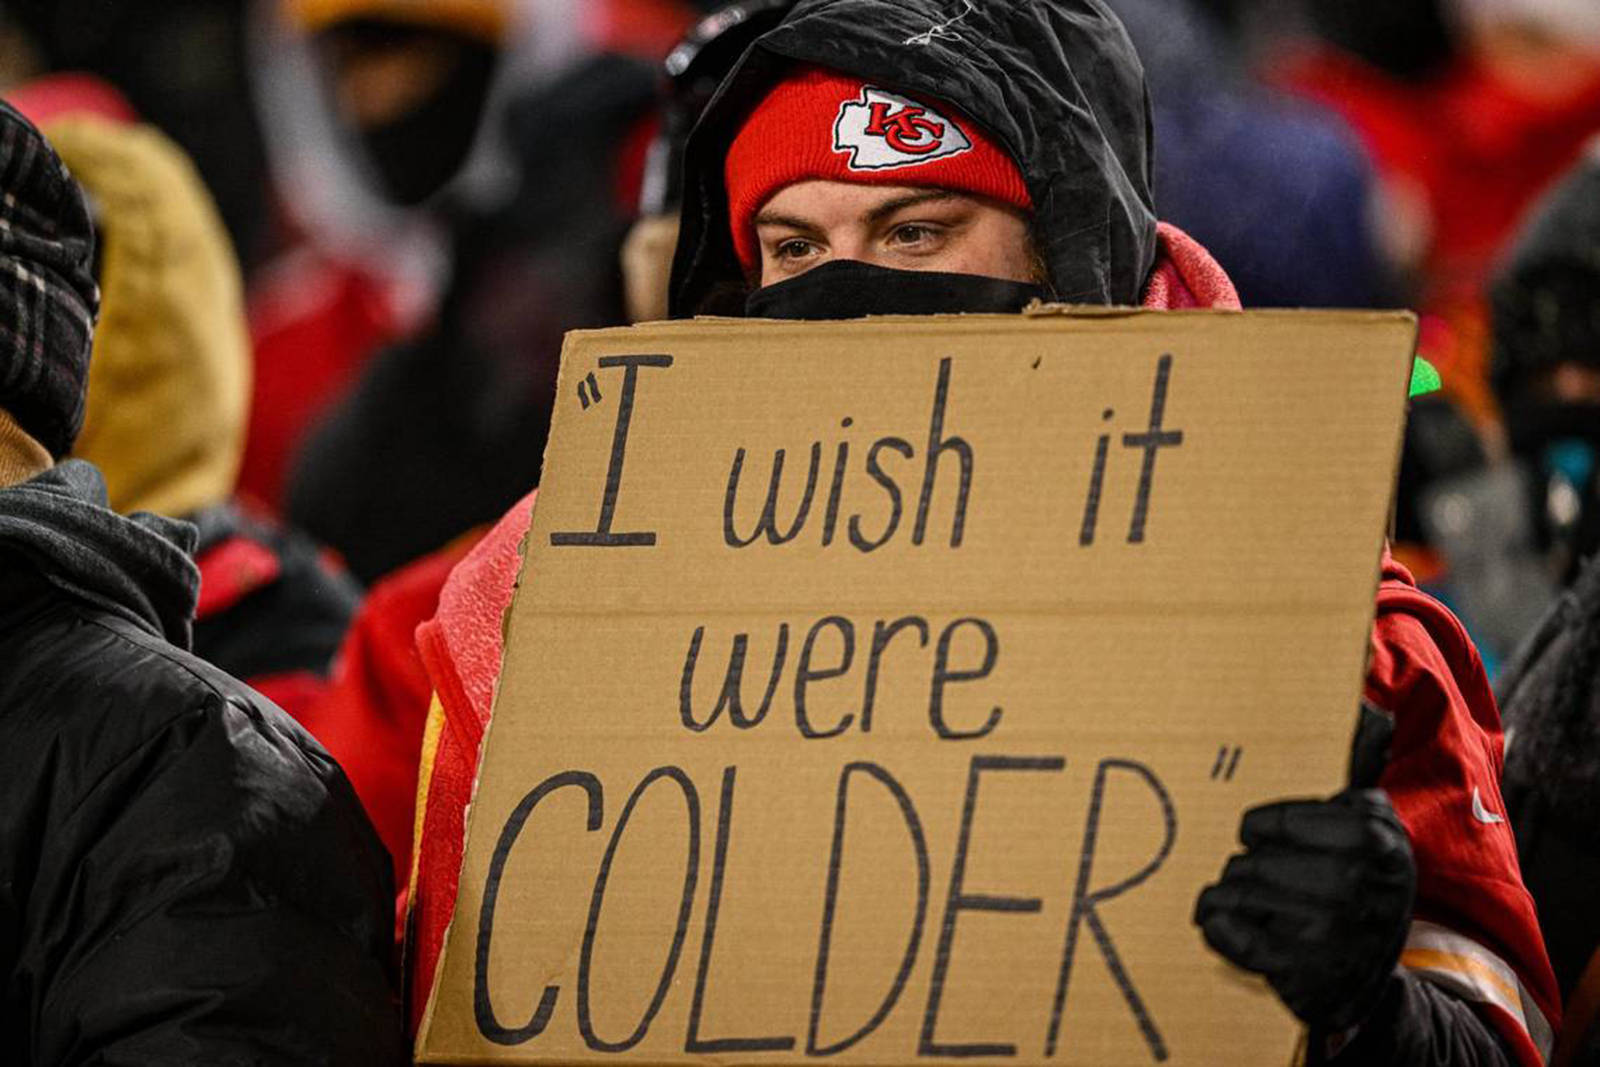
[863,189,959,225]
[752,190,964,233]
[752,211,820,231]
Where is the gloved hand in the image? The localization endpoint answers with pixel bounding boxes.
[1194,788,1416,1032]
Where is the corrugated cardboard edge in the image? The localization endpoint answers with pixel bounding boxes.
[414,308,1422,1064]
[415,328,593,1061]
[597,306,1417,328]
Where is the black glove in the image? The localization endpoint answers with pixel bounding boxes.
[1194,788,1416,1031]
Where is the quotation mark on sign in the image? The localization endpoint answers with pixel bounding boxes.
[577,371,603,410]
[1210,746,1243,782]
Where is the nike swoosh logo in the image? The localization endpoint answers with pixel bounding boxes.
[1472,787,1506,826]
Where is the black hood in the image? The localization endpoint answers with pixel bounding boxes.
[669,0,1158,316]
[0,460,199,647]
[1491,156,1600,406]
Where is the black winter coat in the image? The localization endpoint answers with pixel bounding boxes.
[0,462,404,1065]
[1498,552,1600,1003]
[669,0,1159,315]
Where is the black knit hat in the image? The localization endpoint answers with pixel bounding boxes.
[1490,153,1600,406]
[0,100,98,459]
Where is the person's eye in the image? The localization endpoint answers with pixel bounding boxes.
[773,238,819,261]
[887,222,945,250]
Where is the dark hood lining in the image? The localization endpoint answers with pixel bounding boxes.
[0,460,199,647]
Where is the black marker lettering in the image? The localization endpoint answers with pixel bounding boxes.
[1080,409,1114,547]
[860,616,931,732]
[930,618,1003,740]
[1122,355,1183,545]
[822,418,853,546]
[913,357,974,548]
[475,771,603,1045]
[687,768,797,1053]
[921,756,1065,1058]
[1046,759,1177,1061]
[849,437,913,553]
[725,443,823,547]
[680,625,790,731]
[810,762,930,1056]
[795,616,856,739]
[551,354,672,547]
[577,766,700,1053]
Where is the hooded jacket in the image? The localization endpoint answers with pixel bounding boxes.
[0,460,404,1064]
[669,0,1159,314]
[20,104,363,719]
[1497,552,1600,1007]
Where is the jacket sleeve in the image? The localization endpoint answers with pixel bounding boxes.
[1366,596,1561,1066]
[25,689,406,1066]
[1321,971,1515,1066]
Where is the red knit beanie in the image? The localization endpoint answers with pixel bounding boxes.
[725,65,1033,272]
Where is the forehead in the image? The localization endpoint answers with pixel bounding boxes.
[756,180,968,227]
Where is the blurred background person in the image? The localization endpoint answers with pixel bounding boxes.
[621,0,794,322]
[1280,0,1600,429]
[1491,152,1600,592]
[288,0,796,971]
[9,77,363,721]
[0,98,405,1065]
[271,0,694,581]
[1190,0,1600,672]
[1498,549,1600,1067]
[1491,151,1600,1067]
[1106,0,1395,310]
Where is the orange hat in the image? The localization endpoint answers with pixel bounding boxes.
[725,65,1032,272]
[285,0,509,42]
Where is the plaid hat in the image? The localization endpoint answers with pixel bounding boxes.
[0,101,99,459]
[725,65,1032,272]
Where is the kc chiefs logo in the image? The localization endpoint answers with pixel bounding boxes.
[833,86,974,171]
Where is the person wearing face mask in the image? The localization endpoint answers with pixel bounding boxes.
[1491,150,1600,1066]
[1490,154,1600,590]
[275,0,694,582]
[399,7,1558,1062]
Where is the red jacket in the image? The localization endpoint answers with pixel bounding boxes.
[1373,552,1560,1061]
[392,228,1557,1061]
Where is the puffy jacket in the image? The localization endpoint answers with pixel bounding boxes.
[17,105,363,721]
[0,461,404,1065]
[1498,553,1600,1006]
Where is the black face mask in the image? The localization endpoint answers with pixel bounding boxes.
[745,260,1049,320]
[353,38,498,207]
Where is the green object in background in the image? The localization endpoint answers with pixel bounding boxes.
[1409,356,1442,399]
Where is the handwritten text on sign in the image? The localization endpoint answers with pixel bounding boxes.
[417,311,1416,1067]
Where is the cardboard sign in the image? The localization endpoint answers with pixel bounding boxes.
[417,309,1417,1067]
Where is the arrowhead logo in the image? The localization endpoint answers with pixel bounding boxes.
[1471,787,1506,826]
[833,87,973,171]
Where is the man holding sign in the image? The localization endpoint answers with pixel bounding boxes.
[406,2,1557,1064]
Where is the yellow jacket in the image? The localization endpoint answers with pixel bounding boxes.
[47,115,250,519]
